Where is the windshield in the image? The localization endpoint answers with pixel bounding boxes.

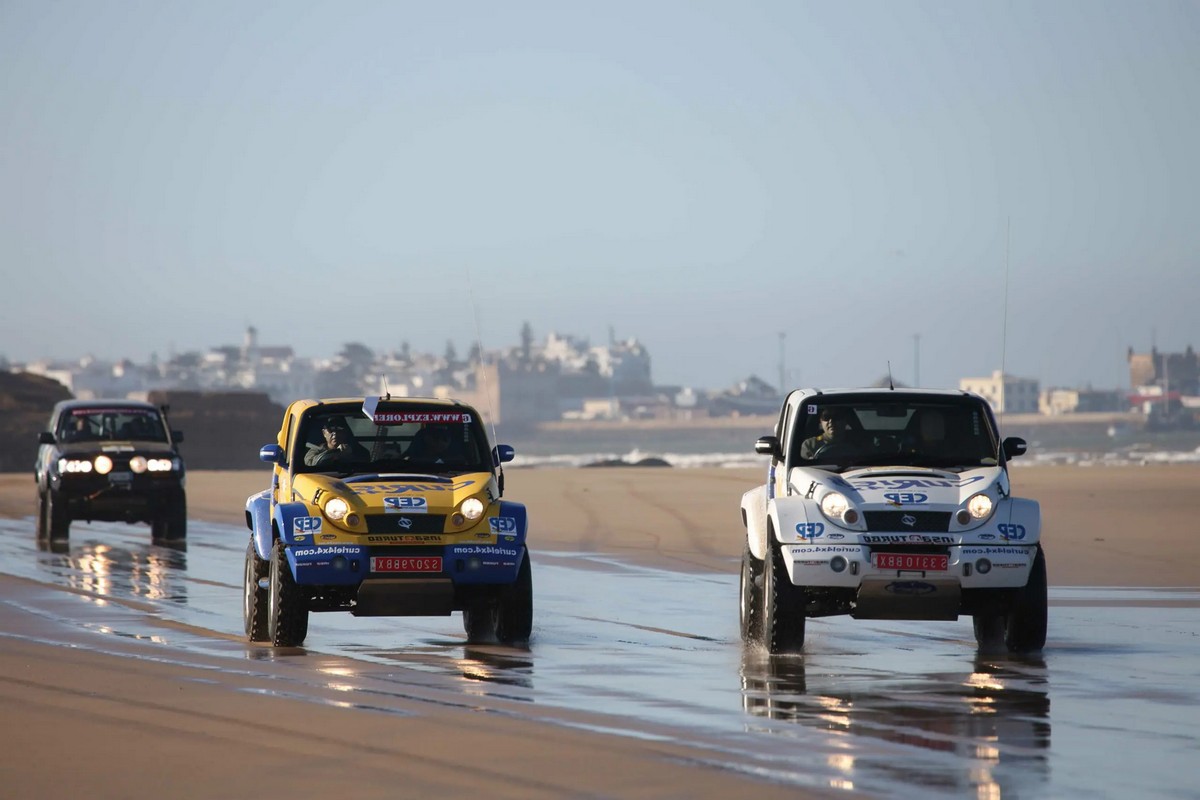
[58,407,169,444]
[791,398,999,470]
[295,406,491,475]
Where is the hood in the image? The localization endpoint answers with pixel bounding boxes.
[793,465,1006,511]
[55,441,178,457]
[291,471,495,513]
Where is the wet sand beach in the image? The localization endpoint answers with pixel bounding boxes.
[1,465,1197,798]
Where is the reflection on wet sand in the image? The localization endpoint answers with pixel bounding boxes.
[740,649,1050,797]
[36,538,187,603]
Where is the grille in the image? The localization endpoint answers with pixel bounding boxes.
[365,514,446,534]
[863,511,951,532]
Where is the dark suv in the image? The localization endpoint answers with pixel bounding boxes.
[35,399,187,546]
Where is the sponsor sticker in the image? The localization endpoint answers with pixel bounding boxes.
[384,496,428,513]
[885,581,938,595]
[452,544,521,558]
[884,492,929,505]
[862,534,956,545]
[293,545,364,558]
[795,522,825,540]
[351,480,477,496]
[852,476,986,491]
[366,534,443,544]
[294,516,322,534]
[997,523,1027,540]
[792,545,860,554]
[371,412,472,424]
[488,516,518,534]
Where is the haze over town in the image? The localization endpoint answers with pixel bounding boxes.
[2,2,1196,392]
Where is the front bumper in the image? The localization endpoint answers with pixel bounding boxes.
[782,542,1036,590]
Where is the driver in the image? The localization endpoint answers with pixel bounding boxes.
[800,407,850,459]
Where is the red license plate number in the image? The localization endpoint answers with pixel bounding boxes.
[874,553,948,571]
[370,556,443,573]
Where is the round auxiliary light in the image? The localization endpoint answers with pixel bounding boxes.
[94,455,113,475]
[830,556,848,573]
[129,456,148,474]
[345,513,360,527]
[975,558,992,575]
[324,497,350,521]
[452,513,466,527]
[967,493,993,520]
[956,509,971,525]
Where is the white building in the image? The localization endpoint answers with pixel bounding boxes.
[959,370,1039,414]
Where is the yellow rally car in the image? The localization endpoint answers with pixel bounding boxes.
[243,395,531,647]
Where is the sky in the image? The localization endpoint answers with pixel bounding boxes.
[2,1,1197,393]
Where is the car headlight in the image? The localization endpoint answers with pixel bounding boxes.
[324,497,350,521]
[130,456,148,474]
[461,497,485,521]
[58,458,93,474]
[967,493,993,520]
[94,455,113,475]
[819,491,860,525]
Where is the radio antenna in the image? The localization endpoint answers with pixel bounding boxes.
[998,216,1012,444]
[886,361,895,390]
[466,266,500,449]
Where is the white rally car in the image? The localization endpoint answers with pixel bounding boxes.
[740,388,1046,654]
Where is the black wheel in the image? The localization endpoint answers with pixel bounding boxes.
[463,598,498,644]
[739,545,763,642]
[972,613,1006,650]
[268,540,309,647]
[495,548,533,644]
[762,536,806,654]
[46,489,70,542]
[151,490,187,543]
[243,540,270,642]
[1005,545,1048,653]
[35,489,48,541]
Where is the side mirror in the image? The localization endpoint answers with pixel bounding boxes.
[259,444,285,466]
[172,430,185,444]
[493,444,516,465]
[754,435,781,459]
[1002,436,1028,460]
[38,431,56,445]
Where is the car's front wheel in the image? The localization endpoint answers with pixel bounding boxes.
[268,540,309,647]
[1004,545,1048,653]
[46,489,70,543]
[740,544,763,642]
[494,548,533,644]
[35,489,48,541]
[762,536,806,654]
[244,540,270,642]
[151,489,187,544]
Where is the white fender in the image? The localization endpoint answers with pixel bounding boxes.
[997,497,1042,545]
[741,485,769,561]
[768,496,819,550]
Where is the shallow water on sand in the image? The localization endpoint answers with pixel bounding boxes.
[1,518,1196,798]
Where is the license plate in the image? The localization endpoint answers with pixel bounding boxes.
[874,553,948,571]
[370,556,442,573]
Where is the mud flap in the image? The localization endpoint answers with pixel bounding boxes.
[353,579,455,616]
[853,579,961,621]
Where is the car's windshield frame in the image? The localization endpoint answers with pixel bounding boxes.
[789,395,1000,471]
[293,403,492,475]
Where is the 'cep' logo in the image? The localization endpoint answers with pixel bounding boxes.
[997,523,1027,540]
[795,522,825,540]
[294,516,322,533]
[884,492,929,505]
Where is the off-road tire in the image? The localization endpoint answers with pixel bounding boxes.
[35,489,49,541]
[268,540,309,647]
[762,536,806,655]
[494,548,533,644]
[151,490,187,544]
[972,613,1006,650]
[740,545,763,642]
[46,489,70,543]
[243,540,270,642]
[463,597,498,644]
[1004,545,1048,653]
